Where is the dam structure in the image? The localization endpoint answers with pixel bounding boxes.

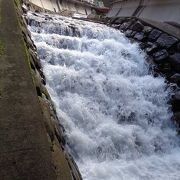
[0,0,180,180]
[27,0,94,17]
[106,0,180,24]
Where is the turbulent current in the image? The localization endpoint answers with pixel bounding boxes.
[28,12,180,180]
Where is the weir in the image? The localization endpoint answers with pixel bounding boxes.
[27,10,180,180]
[0,0,180,180]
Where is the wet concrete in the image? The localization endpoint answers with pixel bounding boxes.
[0,0,56,179]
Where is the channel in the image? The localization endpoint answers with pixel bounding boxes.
[28,12,180,180]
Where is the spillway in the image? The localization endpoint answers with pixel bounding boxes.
[28,12,180,180]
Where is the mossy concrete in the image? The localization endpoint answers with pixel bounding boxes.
[0,40,5,56]
[0,0,57,179]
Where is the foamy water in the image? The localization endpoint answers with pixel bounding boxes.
[28,12,180,180]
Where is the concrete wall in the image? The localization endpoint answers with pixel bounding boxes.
[0,0,82,179]
[107,0,180,24]
[29,0,92,15]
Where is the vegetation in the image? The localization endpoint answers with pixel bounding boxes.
[14,0,21,8]
[0,40,4,56]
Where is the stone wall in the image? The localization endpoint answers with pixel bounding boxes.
[16,0,82,179]
[106,17,180,131]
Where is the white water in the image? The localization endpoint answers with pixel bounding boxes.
[28,12,180,180]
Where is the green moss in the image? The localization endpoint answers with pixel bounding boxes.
[13,0,36,86]
[0,1,2,23]
[0,40,5,56]
[14,0,21,8]
[13,0,30,63]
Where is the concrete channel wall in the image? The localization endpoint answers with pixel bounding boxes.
[28,0,93,16]
[107,0,180,25]
[0,0,82,179]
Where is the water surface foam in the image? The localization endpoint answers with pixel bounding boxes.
[28,12,180,180]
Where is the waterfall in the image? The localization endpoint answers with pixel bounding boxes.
[28,12,180,180]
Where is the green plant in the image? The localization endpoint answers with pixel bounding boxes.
[0,40,5,56]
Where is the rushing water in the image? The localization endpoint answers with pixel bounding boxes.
[28,12,180,180]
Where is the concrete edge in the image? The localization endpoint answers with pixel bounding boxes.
[14,0,82,179]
